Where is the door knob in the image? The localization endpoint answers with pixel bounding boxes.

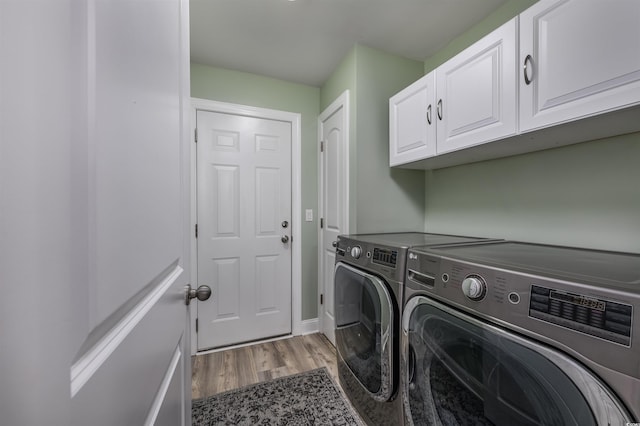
[184,284,211,306]
[281,235,290,243]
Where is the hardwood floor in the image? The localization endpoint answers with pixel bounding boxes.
[191,333,338,400]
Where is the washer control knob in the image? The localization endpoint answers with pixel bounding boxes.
[461,275,487,301]
[350,246,362,259]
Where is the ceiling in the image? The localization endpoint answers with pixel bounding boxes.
[190,0,509,87]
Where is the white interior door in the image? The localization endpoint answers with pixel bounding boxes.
[196,110,292,350]
[319,91,350,345]
[0,0,192,424]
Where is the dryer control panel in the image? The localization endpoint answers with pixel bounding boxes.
[529,285,632,346]
[404,246,640,383]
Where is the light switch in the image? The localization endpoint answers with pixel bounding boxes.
[305,209,313,222]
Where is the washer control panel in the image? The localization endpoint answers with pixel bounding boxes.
[335,237,405,282]
[372,247,397,268]
[350,245,362,259]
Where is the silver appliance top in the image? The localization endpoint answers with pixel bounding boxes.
[413,241,640,291]
[341,232,492,249]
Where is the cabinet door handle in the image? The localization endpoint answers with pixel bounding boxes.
[426,104,432,125]
[524,54,534,85]
[437,99,443,120]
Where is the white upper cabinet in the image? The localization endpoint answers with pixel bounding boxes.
[389,18,517,166]
[436,18,518,154]
[519,0,640,132]
[389,72,436,166]
[390,0,640,169]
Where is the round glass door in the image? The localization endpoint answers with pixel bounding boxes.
[334,262,393,401]
[402,297,630,426]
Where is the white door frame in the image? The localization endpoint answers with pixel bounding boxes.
[189,98,302,354]
[318,90,350,341]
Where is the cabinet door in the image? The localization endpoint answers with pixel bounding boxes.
[436,18,517,154]
[520,0,640,132]
[389,72,436,166]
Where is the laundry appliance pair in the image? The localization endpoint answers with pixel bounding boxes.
[335,233,640,425]
[334,233,493,425]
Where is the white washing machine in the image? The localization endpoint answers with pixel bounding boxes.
[402,241,639,425]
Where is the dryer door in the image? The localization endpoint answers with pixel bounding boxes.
[334,262,394,401]
[401,296,631,426]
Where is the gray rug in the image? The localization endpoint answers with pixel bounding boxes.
[192,367,363,426]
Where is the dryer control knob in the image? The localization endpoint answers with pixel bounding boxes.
[350,246,362,259]
[461,275,487,301]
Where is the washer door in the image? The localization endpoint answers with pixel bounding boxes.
[334,262,394,401]
[402,296,631,426]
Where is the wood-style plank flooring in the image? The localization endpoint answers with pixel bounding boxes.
[191,333,338,400]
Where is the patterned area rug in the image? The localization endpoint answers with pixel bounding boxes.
[192,367,364,426]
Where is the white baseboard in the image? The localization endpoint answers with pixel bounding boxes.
[195,334,293,356]
[296,318,319,335]
[196,319,320,356]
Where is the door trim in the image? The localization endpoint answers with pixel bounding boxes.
[318,90,350,342]
[189,98,302,355]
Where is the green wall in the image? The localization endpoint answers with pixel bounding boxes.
[191,63,321,319]
[424,0,537,73]
[321,45,426,234]
[422,0,640,254]
[320,48,356,112]
[424,134,640,252]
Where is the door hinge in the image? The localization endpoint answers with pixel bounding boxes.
[320,294,324,305]
[320,218,324,229]
[320,141,324,152]
[195,224,198,238]
[194,128,198,143]
[195,318,198,333]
